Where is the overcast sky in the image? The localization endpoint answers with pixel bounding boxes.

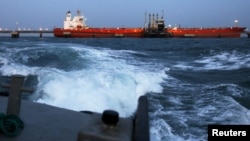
[0,0,249,30]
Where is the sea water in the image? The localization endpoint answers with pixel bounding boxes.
[0,37,250,141]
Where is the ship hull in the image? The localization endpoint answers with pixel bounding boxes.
[53,28,144,38]
[166,27,246,38]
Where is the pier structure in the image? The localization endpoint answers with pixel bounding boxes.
[0,30,53,38]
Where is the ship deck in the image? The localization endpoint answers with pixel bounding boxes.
[0,75,149,141]
[0,96,134,141]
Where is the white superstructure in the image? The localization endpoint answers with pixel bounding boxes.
[63,10,88,29]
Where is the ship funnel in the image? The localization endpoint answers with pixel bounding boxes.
[65,11,71,21]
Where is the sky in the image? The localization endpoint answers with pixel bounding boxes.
[0,0,249,30]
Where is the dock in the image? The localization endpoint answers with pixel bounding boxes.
[0,30,53,38]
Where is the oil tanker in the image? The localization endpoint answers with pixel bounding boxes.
[166,26,246,38]
[53,10,246,38]
[53,11,144,38]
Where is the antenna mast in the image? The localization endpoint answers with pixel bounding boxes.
[144,11,147,29]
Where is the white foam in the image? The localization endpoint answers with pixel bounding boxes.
[35,65,167,117]
[174,51,250,70]
[150,118,203,141]
[150,119,181,141]
[201,52,250,70]
[149,81,250,141]
[0,57,38,76]
[0,44,168,118]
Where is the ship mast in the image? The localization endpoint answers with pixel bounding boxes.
[152,14,155,29]
[161,10,164,20]
[144,12,147,29]
[148,14,151,30]
[77,10,81,16]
